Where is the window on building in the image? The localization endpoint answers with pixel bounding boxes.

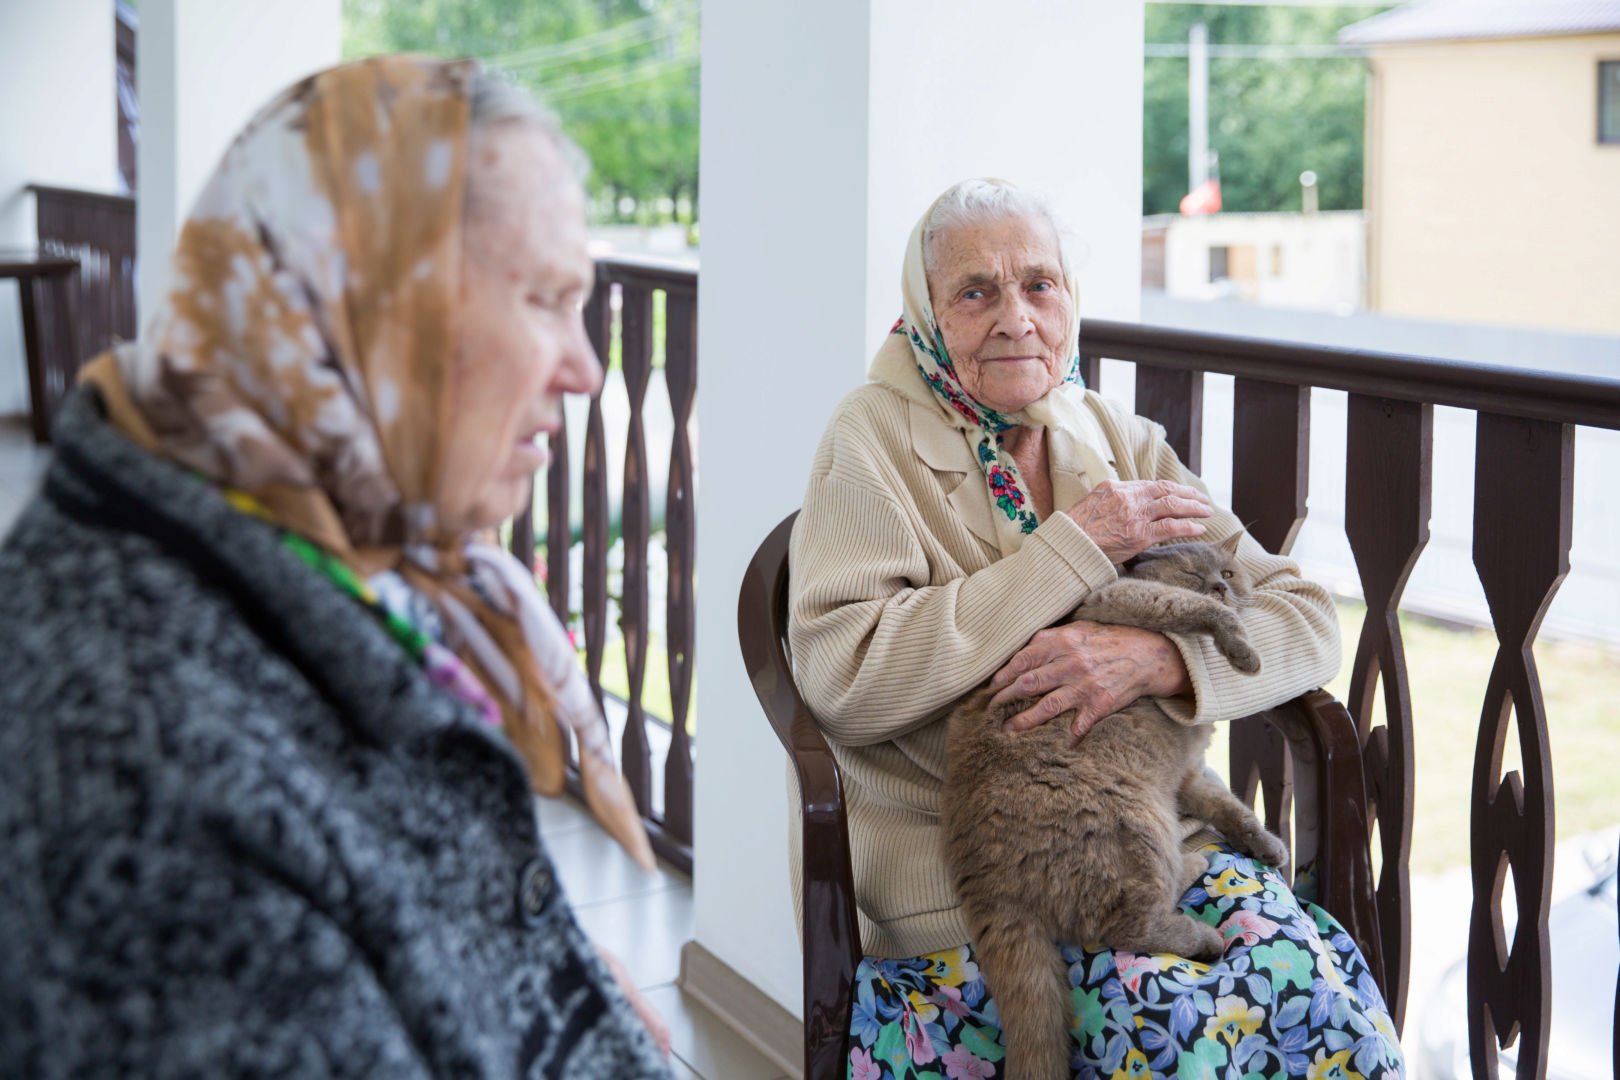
[1602,61,1620,144]
[1209,245,1229,282]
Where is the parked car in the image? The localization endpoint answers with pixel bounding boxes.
[1419,849,1617,1080]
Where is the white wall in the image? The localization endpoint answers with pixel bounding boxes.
[0,1,119,415]
[138,0,341,319]
[695,0,1146,1017]
[693,0,875,1018]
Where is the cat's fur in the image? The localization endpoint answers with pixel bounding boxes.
[940,534,1289,1079]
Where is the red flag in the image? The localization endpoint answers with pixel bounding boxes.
[1179,179,1222,216]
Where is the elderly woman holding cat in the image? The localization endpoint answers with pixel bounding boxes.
[788,180,1403,1079]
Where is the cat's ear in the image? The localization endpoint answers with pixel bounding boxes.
[1217,531,1244,557]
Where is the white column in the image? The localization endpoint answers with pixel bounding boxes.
[0,0,118,414]
[137,0,341,321]
[695,0,1145,1016]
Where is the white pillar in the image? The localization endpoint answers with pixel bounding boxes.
[695,0,1145,1016]
[137,0,341,321]
[0,1,118,414]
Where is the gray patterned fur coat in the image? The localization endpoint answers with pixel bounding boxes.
[0,388,672,1079]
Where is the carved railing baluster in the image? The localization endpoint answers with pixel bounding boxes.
[1231,379,1310,556]
[1228,378,1313,886]
[663,285,697,848]
[1134,364,1204,473]
[1467,414,1570,1080]
[31,185,137,360]
[511,481,535,573]
[544,403,573,625]
[1343,394,1431,1028]
[618,283,655,816]
[1077,350,1101,393]
[579,281,613,713]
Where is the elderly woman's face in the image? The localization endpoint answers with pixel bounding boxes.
[928,215,1072,414]
[439,127,601,531]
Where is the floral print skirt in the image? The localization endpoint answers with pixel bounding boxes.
[847,845,1403,1080]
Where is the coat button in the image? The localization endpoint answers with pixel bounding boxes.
[517,858,554,925]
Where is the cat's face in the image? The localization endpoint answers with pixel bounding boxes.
[1126,534,1252,608]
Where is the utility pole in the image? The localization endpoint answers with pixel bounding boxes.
[1188,22,1209,193]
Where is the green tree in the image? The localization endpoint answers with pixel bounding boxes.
[343,0,699,227]
[1144,5,1388,215]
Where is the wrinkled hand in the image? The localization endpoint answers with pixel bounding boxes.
[988,621,1192,740]
[1065,480,1213,564]
[598,946,671,1059]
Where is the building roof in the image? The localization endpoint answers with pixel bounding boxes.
[1339,0,1620,46]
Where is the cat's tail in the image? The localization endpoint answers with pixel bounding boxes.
[971,915,1071,1080]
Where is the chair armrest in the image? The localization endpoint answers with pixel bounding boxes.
[1242,689,1386,995]
[778,697,862,1080]
[737,512,860,1080]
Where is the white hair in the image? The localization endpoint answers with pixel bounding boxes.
[465,71,589,213]
[922,179,1073,280]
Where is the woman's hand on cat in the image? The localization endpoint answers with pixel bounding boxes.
[1064,479,1213,564]
[988,621,1193,740]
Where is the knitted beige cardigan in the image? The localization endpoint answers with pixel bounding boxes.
[785,345,1341,959]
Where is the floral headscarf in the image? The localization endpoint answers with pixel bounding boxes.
[878,180,1102,552]
[78,56,653,870]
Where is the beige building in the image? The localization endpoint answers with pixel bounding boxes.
[1342,1,1620,334]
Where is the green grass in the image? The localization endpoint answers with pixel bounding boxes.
[1301,603,1619,874]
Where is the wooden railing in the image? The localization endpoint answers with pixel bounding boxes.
[512,255,697,875]
[1079,319,1620,1079]
[30,185,137,362]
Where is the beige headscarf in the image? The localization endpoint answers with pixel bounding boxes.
[79,56,654,871]
[875,179,1112,552]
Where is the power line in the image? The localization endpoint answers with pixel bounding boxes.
[1145,0,1390,6]
[485,13,664,71]
[1146,42,1365,57]
[484,3,697,77]
[538,50,698,106]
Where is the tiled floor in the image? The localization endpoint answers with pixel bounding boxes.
[536,795,789,1080]
[0,416,50,537]
[0,414,782,1080]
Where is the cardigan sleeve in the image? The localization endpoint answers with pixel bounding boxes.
[1118,412,1343,725]
[787,405,1120,746]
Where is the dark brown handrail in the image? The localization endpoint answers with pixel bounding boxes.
[1082,318,1620,430]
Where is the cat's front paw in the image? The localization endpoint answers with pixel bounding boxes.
[1221,639,1261,674]
[1238,828,1290,870]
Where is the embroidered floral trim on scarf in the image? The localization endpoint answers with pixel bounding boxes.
[223,486,505,726]
[895,317,1083,536]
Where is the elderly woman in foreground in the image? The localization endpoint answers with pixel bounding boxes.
[0,59,670,1077]
[787,180,1404,1079]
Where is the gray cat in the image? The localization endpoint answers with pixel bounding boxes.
[940,533,1289,1080]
